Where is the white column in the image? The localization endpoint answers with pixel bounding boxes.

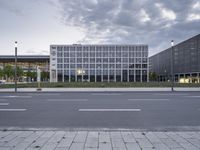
[101,46,103,82]
[108,46,109,82]
[81,46,83,82]
[127,46,129,82]
[62,46,64,82]
[147,47,149,82]
[121,46,123,82]
[114,45,117,82]
[134,46,136,82]
[88,46,90,82]
[178,74,180,83]
[95,46,97,82]
[75,46,77,82]
[69,46,71,82]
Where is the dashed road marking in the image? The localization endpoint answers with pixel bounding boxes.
[154,93,188,96]
[27,93,60,96]
[0,96,32,98]
[91,93,122,96]
[0,99,6,101]
[0,109,26,111]
[187,96,200,98]
[47,99,88,101]
[128,99,170,101]
[78,109,141,112]
[0,103,9,105]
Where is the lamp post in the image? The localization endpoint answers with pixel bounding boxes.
[171,40,174,92]
[14,41,18,93]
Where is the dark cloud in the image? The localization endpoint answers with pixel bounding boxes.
[57,0,200,55]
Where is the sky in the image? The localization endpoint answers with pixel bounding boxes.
[0,0,200,56]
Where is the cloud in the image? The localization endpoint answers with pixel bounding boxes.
[140,9,151,23]
[187,1,200,21]
[0,0,199,56]
[55,0,200,56]
[155,3,176,20]
[187,14,200,21]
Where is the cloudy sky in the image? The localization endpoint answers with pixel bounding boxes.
[0,0,200,56]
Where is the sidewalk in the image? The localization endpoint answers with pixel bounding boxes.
[0,130,200,150]
[0,87,200,92]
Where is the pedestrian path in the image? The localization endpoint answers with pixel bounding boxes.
[0,87,200,92]
[0,130,200,150]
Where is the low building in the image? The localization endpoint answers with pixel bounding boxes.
[149,34,200,83]
[0,55,49,81]
[50,44,149,82]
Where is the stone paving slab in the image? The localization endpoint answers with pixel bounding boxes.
[0,130,200,150]
[0,87,200,92]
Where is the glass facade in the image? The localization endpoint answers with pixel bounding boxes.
[50,44,149,82]
[0,55,49,82]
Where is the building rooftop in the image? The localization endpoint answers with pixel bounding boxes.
[0,55,49,62]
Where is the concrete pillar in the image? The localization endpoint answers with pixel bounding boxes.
[134,69,136,82]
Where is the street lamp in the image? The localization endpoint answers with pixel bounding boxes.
[171,40,174,92]
[14,41,18,93]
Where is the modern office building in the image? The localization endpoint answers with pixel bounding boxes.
[150,34,200,83]
[50,44,149,82]
[0,55,49,72]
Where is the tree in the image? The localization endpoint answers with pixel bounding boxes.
[26,71,37,82]
[0,68,4,79]
[41,71,49,81]
[149,72,158,81]
[3,65,14,81]
[17,67,24,78]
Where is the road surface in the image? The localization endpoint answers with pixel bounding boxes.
[0,91,200,130]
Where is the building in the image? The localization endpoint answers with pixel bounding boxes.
[50,44,149,82]
[150,34,200,83]
[0,55,49,71]
[0,55,50,81]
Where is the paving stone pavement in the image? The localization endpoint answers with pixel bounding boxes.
[0,130,200,150]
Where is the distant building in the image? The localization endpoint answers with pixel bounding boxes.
[0,55,49,81]
[150,34,200,83]
[0,55,49,71]
[50,44,149,82]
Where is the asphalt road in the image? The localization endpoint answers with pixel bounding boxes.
[0,91,200,130]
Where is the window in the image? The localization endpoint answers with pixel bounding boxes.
[57,58,63,63]
[70,58,75,63]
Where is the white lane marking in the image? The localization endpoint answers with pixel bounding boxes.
[27,93,60,96]
[47,99,88,101]
[0,109,26,111]
[187,96,200,98]
[91,93,122,96]
[0,103,9,105]
[0,99,6,101]
[154,93,188,96]
[128,99,170,101]
[78,109,141,112]
[0,96,32,98]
